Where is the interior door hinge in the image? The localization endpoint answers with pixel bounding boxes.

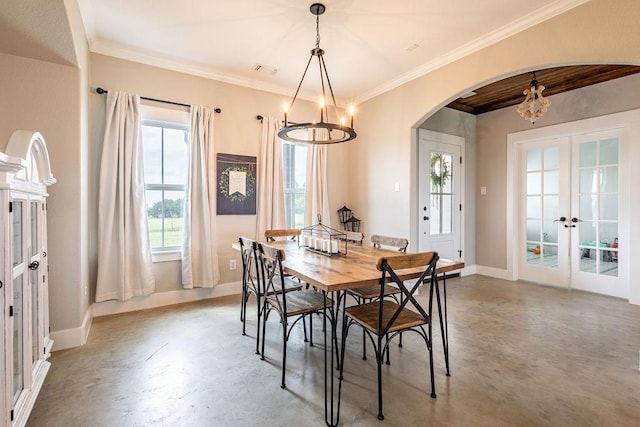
[10,409,14,421]
[9,201,12,213]
[9,305,13,317]
[458,250,463,258]
[459,156,462,164]
[459,204,462,211]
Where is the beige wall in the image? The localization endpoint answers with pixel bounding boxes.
[89,54,350,302]
[351,0,640,273]
[0,53,84,332]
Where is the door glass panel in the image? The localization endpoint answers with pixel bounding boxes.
[543,147,559,169]
[527,149,541,171]
[600,166,618,193]
[580,195,597,221]
[580,141,597,167]
[542,245,558,267]
[430,195,440,235]
[12,201,23,267]
[579,222,597,246]
[580,168,597,194]
[599,194,618,221]
[32,268,39,365]
[599,138,618,165]
[527,220,540,242]
[543,221,558,244]
[31,201,38,250]
[441,195,452,234]
[543,171,559,194]
[429,152,453,236]
[527,196,541,218]
[527,172,541,194]
[543,196,558,219]
[13,275,24,403]
[526,244,541,265]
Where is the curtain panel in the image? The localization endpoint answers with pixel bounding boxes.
[256,116,286,239]
[182,105,220,288]
[305,140,332,228]
[96,91,155,302]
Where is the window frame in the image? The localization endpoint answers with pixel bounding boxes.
[282,141,307,229]
[141,117,189,260]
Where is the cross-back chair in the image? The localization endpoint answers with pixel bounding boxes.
[238,236,302,355]
[264,228,301,242]
[339,251,439,421]
[347,234,409,361]
[258,242,333,389]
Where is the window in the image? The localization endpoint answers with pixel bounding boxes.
[141,119,189,251]
[282,141,307,229]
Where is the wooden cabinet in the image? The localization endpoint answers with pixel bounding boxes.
[0,131,55,427]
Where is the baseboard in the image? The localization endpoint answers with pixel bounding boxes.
[51,306,93,351]
[460,265,476,276]
[474,265,513,280]
[91,281,242,318]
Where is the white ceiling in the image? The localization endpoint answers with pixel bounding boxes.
[77,0,588,105]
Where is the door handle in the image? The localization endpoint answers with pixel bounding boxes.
[423,216,429,221]
[29,260,40,270]
[571,217,583,223]
[553,216,567,223]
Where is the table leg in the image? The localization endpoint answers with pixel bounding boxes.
[432,273,450,376]
[324,290,344,426]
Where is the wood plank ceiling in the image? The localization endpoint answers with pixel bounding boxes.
[446,65,640,115]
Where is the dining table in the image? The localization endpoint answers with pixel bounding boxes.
[263,239,464,426]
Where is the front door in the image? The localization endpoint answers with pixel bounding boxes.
[518,129,626,298]
[418,130,463,261]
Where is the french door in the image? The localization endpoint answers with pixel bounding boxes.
[519,129,626,298]
[418,130,463,261]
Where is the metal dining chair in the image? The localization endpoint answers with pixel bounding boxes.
[339,251,439,421]
[347,234,409,361]
[238,236,302,355]
[258,242,334,389]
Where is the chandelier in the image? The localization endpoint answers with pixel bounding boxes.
[277,3,357,144]
[516,72,551,124]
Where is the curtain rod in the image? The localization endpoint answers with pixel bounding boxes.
[256,115,298,125]
[96,88,221,113]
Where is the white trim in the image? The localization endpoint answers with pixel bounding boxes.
[460,265,477,277]
[91,281,242,318]
[50,306,93,351]
[151,250,181,263]
[12,361,50,427]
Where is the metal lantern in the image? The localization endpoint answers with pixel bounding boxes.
[337,205,352,224]
[346,216,361,232]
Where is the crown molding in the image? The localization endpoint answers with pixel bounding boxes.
[354,0,590,104]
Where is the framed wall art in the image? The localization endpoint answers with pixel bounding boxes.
[216,153,257,215]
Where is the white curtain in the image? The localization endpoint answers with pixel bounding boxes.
[182,105,220,288]
[96,91,155,302]
[305,141,332,228]
[256,116,286,239]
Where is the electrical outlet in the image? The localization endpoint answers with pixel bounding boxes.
[229,259,237,270]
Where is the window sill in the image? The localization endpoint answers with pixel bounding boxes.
[152,250,181,263]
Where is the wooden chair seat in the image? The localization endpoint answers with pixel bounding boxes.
[267,289,332,317]
[348,284,400,299]
[266,276,303,295]
[345,301,427,334]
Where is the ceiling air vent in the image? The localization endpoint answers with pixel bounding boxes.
[252,64,279,75]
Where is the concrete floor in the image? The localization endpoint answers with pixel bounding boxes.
[28,275,640,426]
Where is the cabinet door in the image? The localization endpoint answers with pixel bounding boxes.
[11,199,27,409]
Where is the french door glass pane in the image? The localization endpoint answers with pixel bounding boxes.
[580,141,597,167]
[579,195,597,220]
[543,221,558,244]
[441,194,452,234]
[430,195,440,235]
[580,168,597,194]
[599,138,618,164]
[527,196,541,218]
[543,195,558,219]
[12,201,23,267]
[600,166,618,193]
[599,194,618,220]
[526,220,540,242]
[527,149,541,171]
[13,275,24,403]
[527,172,541,194]
[544,147,559,169]
[543,245,558,267]
[543,170,559,194]
[32,268,39,365]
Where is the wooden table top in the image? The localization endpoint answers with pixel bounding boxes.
[265,240,464,293]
